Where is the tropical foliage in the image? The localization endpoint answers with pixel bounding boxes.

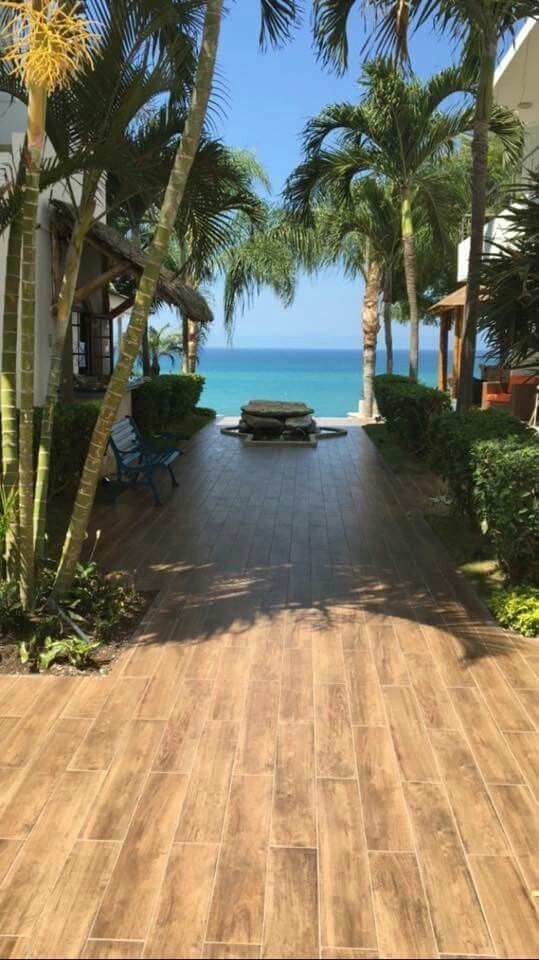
[478,170,539,372]
[0,0,536,649]
[285,59,492,379]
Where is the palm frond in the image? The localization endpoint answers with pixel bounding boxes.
[259,0,301,48]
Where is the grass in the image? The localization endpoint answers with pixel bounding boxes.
[426,509,505,605]
[362,423,430,474]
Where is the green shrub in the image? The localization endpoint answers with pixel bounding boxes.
[30,401,100,500]
[0,402,99,503]
[472,438,539,583]
[132,373,205,434]
[373,374,450,455]
[427,407,532,518]
[488,585,539,637]
[0,580,29,636]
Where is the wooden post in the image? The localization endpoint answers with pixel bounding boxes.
[452,306,463,399]
[438,313,449,392]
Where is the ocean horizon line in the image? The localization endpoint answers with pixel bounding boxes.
[199,345,440,354]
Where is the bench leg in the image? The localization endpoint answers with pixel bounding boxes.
[167,465,179,489]
[148,472,163,507]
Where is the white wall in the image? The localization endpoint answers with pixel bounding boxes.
[0,98,107,405]
[457,209,515,282]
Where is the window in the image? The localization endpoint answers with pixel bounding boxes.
[72,310,113,378]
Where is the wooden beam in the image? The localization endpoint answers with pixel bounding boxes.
[109,296,134,320]
[74,261,131,304]
[438,314,450,392]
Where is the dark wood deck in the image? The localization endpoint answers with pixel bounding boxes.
[0,418,537,959]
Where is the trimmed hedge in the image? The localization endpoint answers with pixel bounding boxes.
[373,375,450,455]
[427,407,532,519]
[132,373,205,435]
[31,401,100,500]
[472,438,539,583]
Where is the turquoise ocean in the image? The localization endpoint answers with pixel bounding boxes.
[155,347,470,417]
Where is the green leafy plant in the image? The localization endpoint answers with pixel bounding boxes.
[0,555,143,672]
[428,407,532,519]
[0,579,29,636]
[0,484,17,543]
[488,586,539,638]
[373,374,450,455]
[132,373,205,435]
[20,633,99,670]
[472,438,538,583]
[0,483,18,579]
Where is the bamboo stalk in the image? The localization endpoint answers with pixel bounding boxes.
[1,209,23,576]
[54,0,224,597]
[18,76,46,609]
[33,175,96,560]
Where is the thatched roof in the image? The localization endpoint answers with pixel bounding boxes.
[49,200,213,326]
[427,286,467,314]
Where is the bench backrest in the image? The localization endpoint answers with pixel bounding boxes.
[109,416,144,468]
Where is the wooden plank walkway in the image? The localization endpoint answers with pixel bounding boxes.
[0,418,538,959]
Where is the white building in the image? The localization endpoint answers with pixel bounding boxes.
[457,17,539,282]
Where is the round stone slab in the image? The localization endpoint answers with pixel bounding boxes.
[241,400,314,419]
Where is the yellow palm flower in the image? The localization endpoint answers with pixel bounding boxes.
[0,0,96,92]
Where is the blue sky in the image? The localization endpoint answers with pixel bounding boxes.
[172,5,462,350]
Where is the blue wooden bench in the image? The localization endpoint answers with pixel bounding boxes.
[108,416,182,505]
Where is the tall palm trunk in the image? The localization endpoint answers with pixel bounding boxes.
[1,210,23,575]
[187,317,198,372]
[457,31,497,410]
[362,258,382,418]
[54,0,223,597]
[182,312,189,373]
[132,224,150,377]
[383,270,393,375]
[33,176,96,560]
[19,78,46,608]
[401,188,420,381]
[141,323,151,377]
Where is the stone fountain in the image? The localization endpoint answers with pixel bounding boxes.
[221,400,347,445]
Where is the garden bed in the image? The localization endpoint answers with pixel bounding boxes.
[0,567,157,675]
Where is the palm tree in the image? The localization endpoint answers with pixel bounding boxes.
[54,0,299,596]
[285,59,484,379]
[312,0,412,69]
[221,211,301,337]
[428,3,532,408]
[139,146,269,373]
[0,0,202,563]
[317,180,402,415]
[0,163,24,576]
[145,324,182,376]
[0,0,94,608]
[311,0,532,406]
